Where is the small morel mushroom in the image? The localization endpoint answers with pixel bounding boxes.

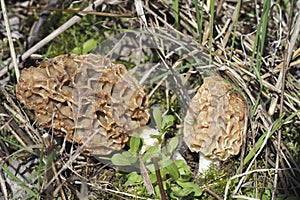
[16,54,150,155]
[184,75,246,174]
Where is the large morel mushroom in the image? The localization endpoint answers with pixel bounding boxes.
[16,54,150,155]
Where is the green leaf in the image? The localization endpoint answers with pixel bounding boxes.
[142,146,159,163]
[82,39,97,54]
[111,152,137,166]
[150,133,163,143]
[167,136,179,154]
[111,153,131,166]
[170,186,181,199]
[129,135,142,154]
[123,151,138,164]
[71,47,80,54]
[149,172,157,184]
[159,157,173,169]
[165,162,180,180]
[176,181,203,196]
[153,107,163,131]
[175,160,192,181]
[71,38,97,54]
[171,186,191,197]
[146,163,155,172]
[162,115,175,131]
[125,172,143,186]
[154,185,161,198]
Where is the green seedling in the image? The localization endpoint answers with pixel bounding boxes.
[152,107,175,143]
[71,38,97,54]
[110,107,203,199]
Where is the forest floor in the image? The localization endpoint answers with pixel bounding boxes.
[0,0,300,199]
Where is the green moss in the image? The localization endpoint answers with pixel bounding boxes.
[195,167,233,199]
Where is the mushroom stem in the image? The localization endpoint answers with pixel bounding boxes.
[132,126,159,154]
[197,152,215,177]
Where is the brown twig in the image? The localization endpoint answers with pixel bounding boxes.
[152,157,166,200]
[204,186,223,200]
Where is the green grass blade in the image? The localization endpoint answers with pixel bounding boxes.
[242,110,299,167]
[249,0,271,117]
[173,0,179,30]
[37,144,45,193]
[0,164,38,198]
[229,0,242,60]
[194,0,204,43]
[257,0,271,72]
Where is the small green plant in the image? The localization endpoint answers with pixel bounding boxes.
[109,107,203,199]
[152,107,175,142]
[71,38,98,55]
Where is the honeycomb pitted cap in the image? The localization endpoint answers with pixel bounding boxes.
[183,76,246,161]
[16,54,150,155]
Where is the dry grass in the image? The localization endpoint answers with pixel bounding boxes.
[0,0,299,199]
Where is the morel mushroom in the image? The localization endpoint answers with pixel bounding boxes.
[184,75,246,174]
[16,54,150,155]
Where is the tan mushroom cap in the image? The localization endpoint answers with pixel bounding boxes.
[16,54,150,155]
[184,76,246,161]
